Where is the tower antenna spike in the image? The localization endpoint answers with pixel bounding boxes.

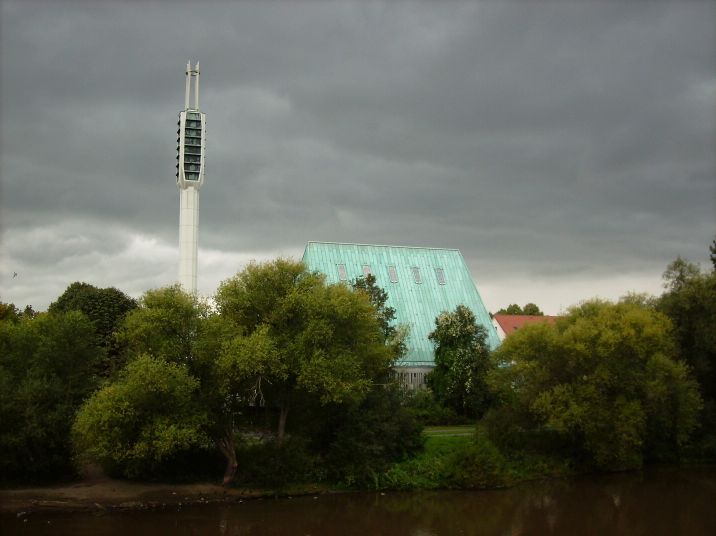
[184,61,191,110]
[194,61,200,109]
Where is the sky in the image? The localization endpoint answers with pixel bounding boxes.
[1,1,714,315]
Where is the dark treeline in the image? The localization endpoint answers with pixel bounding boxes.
[1,240,714,489]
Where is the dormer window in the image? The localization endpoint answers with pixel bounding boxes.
[435,268,446,285]
[388,266,398,283]
[412,267,422,284]
[337,264,347,281]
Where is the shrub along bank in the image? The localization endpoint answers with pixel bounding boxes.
[378,427,571,491]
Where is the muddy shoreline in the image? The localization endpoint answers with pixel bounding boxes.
[0,476,334,515]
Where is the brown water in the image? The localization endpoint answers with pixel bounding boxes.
[3,467,715,535]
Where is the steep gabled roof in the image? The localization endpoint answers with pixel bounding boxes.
[493,314,558,337]
[302,241,500,368]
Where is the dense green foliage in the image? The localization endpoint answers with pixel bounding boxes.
[657,256,716,456]
[5,244,715,490]
[378,428,567,490]
[233,437,320,488]
[401,389,468,425]
[49,282,137,375]
[71,260,413,485]
[0,311,102,482]
[0,302,37,323]
[487,300,702,470]
[117,285,208,365]
[352,274,408,358]
[81,285,244,482]
[49,282,137,342]
[495,303,544,315]
[426,305,493,418]
[216,260,394,442]
[320,384,423,486]
[73,355,210,478]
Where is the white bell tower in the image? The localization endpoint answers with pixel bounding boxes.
[176,61,206,294]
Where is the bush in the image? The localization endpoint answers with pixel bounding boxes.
[322,384,424,487]
[234,436,321,488]
[446,431,509,488]
[402,389,470,426]
[381,435,469,489]
[489,301,703,471]
[72,355,209,479]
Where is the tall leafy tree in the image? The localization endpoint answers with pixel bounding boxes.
[658,254,716,449]
[49,282,137,375]
[216,259,395,443]
[111,285,244,483]
[117,285,208,366]
[75,266,397,485]
[0,311,102,482]
[426,305,493,418]
[489,300,703,469]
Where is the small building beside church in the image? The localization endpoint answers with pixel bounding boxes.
[492,314,559,342]
[302,242,500,388]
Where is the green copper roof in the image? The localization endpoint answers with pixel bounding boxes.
[302,242,500,368]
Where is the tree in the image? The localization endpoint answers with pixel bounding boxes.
[73,355,209,478]
[215,325,282,482]
[495,303,544,315]
[522,303,543,316]
[0,301,37,323]
[216,259,395,443]
[658,255,716,450]
[496,304,523,315]
[426,305,493,419]
[117,285,208,366]
[352,273,408,360]
[488,300,702,470]
[661,257,701,292]
[112,285,243,482]
[75,265,397,486]
[0,301,21,323]
[49,282,137,375]
[0,311,102,482]
[321,384,423,486]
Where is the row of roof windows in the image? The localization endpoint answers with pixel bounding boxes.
[336,264,447,285]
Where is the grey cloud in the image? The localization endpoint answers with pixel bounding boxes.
[1,0,714,313]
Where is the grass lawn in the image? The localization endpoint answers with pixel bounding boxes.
[423,425,476,437]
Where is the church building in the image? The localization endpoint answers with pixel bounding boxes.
[302,242,499,388]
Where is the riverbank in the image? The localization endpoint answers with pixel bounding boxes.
[0,429,536,515]
[0,468,333,515]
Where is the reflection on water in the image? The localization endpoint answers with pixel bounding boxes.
[2,467,715,535]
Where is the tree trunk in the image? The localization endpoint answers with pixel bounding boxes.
[217,436,238,486]
[277,404,289,444]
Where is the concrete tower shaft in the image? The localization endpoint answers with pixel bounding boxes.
[176,61,205,294]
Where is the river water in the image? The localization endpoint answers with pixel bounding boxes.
[3,467,715,535]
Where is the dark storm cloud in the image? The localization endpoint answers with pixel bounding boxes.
[1,0,714,312]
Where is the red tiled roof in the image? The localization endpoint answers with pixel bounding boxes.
[493,315,558,335]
